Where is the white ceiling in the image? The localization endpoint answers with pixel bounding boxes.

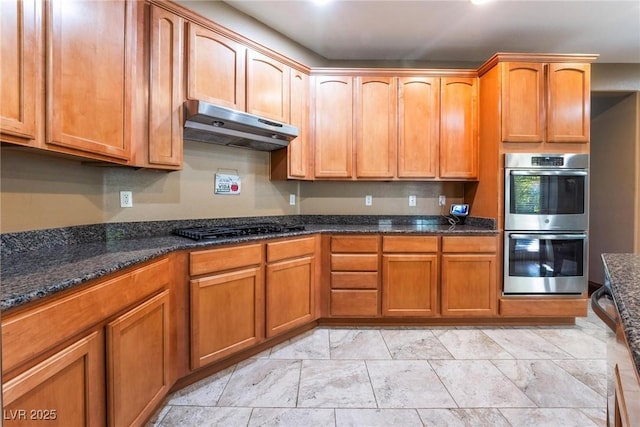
[223,0,640,64]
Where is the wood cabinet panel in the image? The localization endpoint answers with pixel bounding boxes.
[439,77,478,179]
[246,50,290,123]
[2,331,105,427]
[331,235,379,253]
[0,0,40,144]
[106,291,171,427]
[190,267,264,368]
[2,258,170,374]
[546,63,590,142]
[501,62,545,142]
[47,0,134,160]
[382,236,439,253]
[313,76,354,178]
[331,254,378,271]
[280,69,311,179]
[441,254,497,316]
[397,77,439,178]
[442,235,498,253]
[331,272,378,289]
[187,22,246,110]
[330,290,379,316]
[147,4,183,168]
[190,244,263,276]
[266,236,316,263]
[382,254,438,317]
[499,297,587,317]
[355,76,397,178]
[266,256,314,337]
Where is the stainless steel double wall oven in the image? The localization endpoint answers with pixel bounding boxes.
[503,153,589,295]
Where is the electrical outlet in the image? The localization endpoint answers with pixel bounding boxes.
[365,195,373,206]
[409,195,417,207]
[289,194,296,205]
[120,191,133,208]
[438,195,446,206]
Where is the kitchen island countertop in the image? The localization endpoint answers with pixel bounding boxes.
[1,216,497,312]
[602,253,640,375]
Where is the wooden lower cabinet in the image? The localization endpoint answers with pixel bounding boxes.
[382,236,439,317]
[265,237,317,337]
[329,235,380,316]
[2,331,106,427]
[440,236,498,316]
[106,290,171,427]
[190,266,264,369]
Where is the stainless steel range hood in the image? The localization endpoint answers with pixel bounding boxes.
[183,100,298,152]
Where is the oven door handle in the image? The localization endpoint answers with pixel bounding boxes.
[508,233,588,240]
[509,170,588,177]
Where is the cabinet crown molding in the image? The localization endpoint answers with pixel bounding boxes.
[478,52,599,76]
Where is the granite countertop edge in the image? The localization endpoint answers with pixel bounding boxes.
[1,216,497,312]
[601,253,640,376]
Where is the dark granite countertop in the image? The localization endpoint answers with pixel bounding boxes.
[1,215,496,312]
[601,253,640,375]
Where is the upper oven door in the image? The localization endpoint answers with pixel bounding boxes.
[504,169,589,231]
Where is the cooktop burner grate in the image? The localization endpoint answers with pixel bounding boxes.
[172,223,305,241]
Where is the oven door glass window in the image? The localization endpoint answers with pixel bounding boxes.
[509,173,585,215]
[508,235,585,278]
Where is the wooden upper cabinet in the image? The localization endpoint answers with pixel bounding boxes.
[46,0,135,161]
[287,70,311,178]
[501,62,545,142]
[501,61,590,143]
[546,63,590,142]
[147,4,183,168]
[0,0,40,145]
[313,76,354,178]
[355,76,397,179]
[439,77,478,179]
[246,50,290,123]
[397,77,439,179]
[187,22,246,110]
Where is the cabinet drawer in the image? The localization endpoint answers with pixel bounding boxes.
[331,254,378,271]
[331,235,379,253]
[442,236,498,253]
[331,272,378,289]
[330,290,379,316]
[382,236,439,253]
[190,243,262,275]
[266,236,316,263]
[2,257,170,374]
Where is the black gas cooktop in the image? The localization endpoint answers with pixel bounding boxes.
[173,223,305,241]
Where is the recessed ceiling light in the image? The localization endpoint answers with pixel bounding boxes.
[470,0,493,5]
[313,0,333,5]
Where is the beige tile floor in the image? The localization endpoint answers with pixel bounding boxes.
[148,308,608,427]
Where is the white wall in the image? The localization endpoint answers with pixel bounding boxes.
[589,92,640,284]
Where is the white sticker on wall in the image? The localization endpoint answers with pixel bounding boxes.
[214,172,241,195]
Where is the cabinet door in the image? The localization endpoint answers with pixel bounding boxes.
[355,76,397,178]
[0,0,40,145]
[382,254,438,317]
[190,267,264,369]
[501,62,545,142]
[439,77,478,179]
[313,76,353,178]
[398,77,439,178]
[2,331,105,427]
[187,22,246,110]
[106,291,171,427]
[47,0,134,161]
[147,5,183,168]
[546,63,590,143]
[288,69,311,178]
[266,256,315,337]
[441,254,497,316]
[246,50,290,123]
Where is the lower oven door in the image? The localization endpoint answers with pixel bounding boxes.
[503,232,588,294]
